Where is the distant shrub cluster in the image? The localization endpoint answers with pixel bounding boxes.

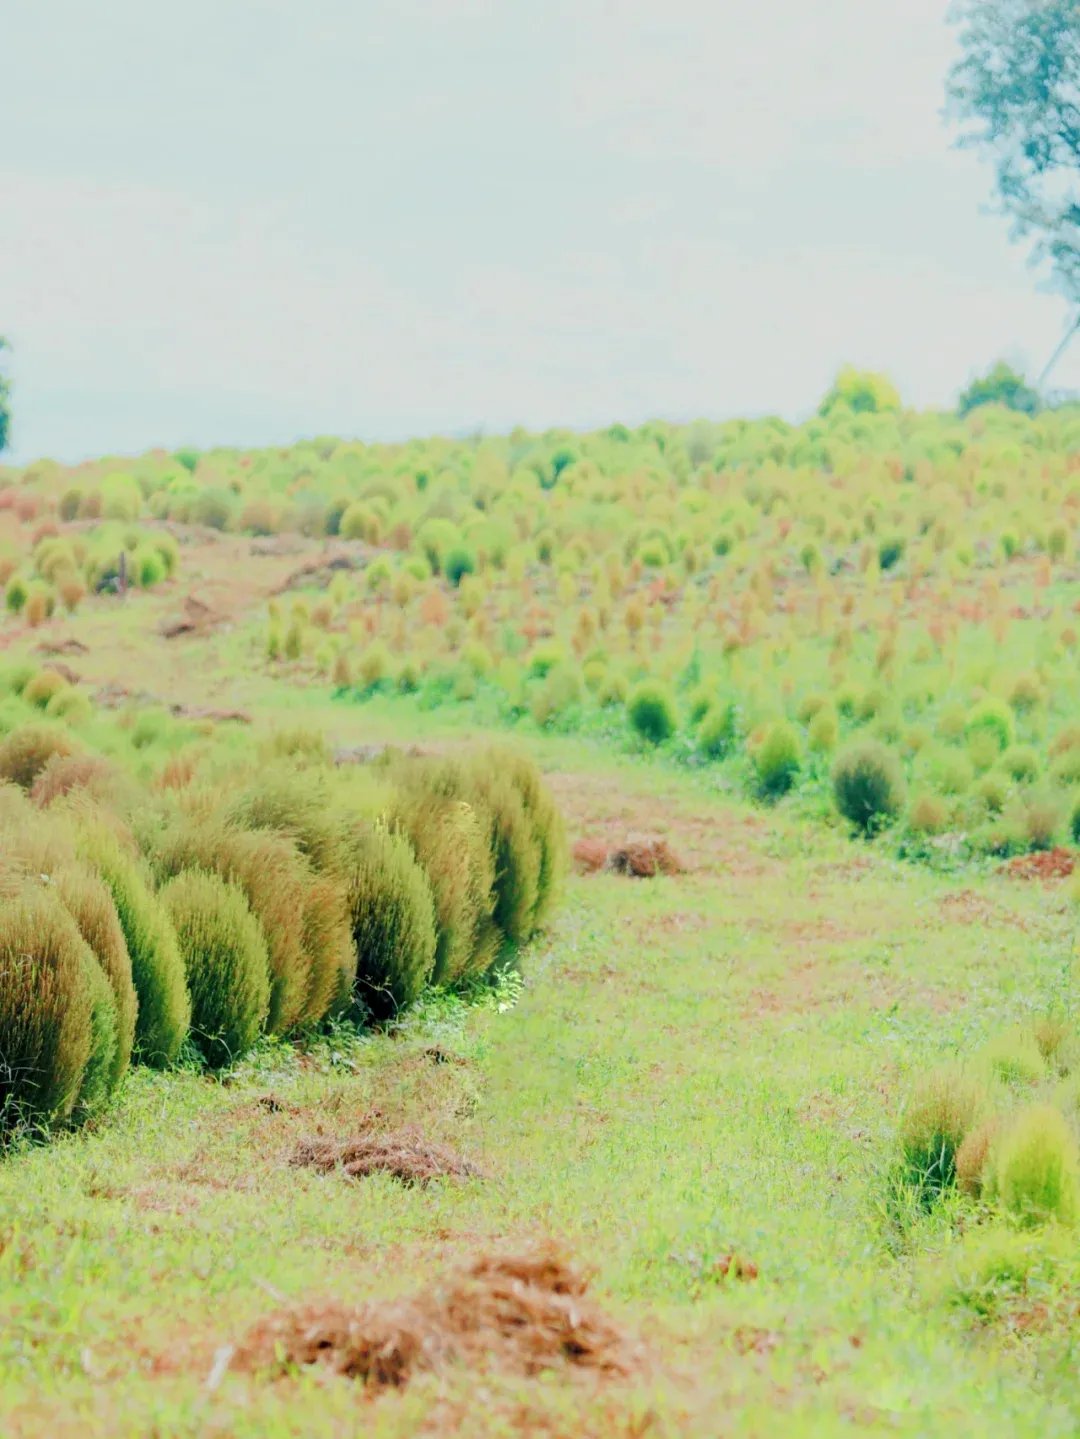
[0,520,178,623]
[0,714,565,1138]
[895,1019,1080,1229]
[4,371,1080,862]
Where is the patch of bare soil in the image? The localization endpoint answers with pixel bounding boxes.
[1003,847,1075,882]
[291,1128,481,1186]
[232,1244,636,1391]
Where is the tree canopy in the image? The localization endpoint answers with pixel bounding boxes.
[948,0,1080,302]
[958,360,1043,414]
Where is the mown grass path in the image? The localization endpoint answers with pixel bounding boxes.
[0,746,1074,1436]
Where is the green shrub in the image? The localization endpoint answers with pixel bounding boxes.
[44,688,92,725]
[697,701,737,759]
[54,865,137,1092]
[832,740,905,835]
[899,1064,987,1198]
[754,722,801,798]
[965,699,1015,754]
[465,764,542,948]
[76,821,190,1068]
[345,826,437,1018]
[160,871,271,1068]
[495,747,567,932]
[980,1028,1047,1087]
[153,822,314,1036]
[5,576,28,614]
[387,787,496,986]
[225,768,349,876]
[75,954,121,1119]
[988,1105,1080,1226]
[627,681,678,745]
[0,725,77,790]
[443,545,476,587]
[0,890,96,1130]
[23,669,68,710]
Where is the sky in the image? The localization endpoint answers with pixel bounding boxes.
[2,0,1078,463]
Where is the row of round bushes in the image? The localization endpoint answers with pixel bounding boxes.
[896,1020,1080,1227]
[0,724,565,1135]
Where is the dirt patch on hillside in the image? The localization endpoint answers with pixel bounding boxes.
[291,1128,481,1186]
[233,1244,636,1391]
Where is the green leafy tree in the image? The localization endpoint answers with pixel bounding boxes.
[818,366,902,417]
[948,1,1080,302]
[958,360,1042,414]
[0,338,10,454]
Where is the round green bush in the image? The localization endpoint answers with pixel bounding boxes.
[76,821,191,1068]
[153,821,315,1037]
[754,722,801,797]
[832,740,905,834]
[443,545,476,587]
[627,681,678,745]
[160,870,271,1068]
[23,669,68,710]
[697,701,737,759]
[1000,744,1040,783]
[54,865,137,1092]
[988,1104,1080,1226]
[964,699,1015,754]
[0,725,78,790]
[345,826,437,1018]
[0,890,97,1130]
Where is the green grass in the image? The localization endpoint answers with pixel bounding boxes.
[0,745,1076,1435]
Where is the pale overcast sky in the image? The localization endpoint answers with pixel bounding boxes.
[2,0,1078,462]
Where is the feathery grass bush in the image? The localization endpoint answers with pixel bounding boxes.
[964,699,1015,754]
[987,1105,1080,1226]
[832,740,905,835]
[76,820,190,1068]
[697,701,737,759]
[0,725,77,790]
[53,865,137,1092]
[345,826,437,1018]
[899,1064,987,1199]
[0,890,96,1130]
[627,681,678,745]
[754,721,801,798]
[153,821,314,1036]
[160,871,271,1068]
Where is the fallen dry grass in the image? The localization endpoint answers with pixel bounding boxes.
[232,1243,638,1392]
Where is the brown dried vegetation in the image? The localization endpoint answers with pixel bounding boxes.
[233,1245,636,1392]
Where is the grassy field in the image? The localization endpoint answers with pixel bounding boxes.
[0,716,1075,1436]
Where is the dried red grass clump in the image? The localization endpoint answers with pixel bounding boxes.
[604,835,683,878]
[710,1253,759,1282]
[572,838,609,874]
[233,1245,634,1392]
[1003,847,1075,882]
[291,1127,481,1186]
